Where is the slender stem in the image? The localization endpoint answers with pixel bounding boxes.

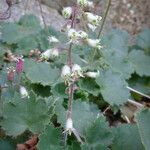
[127,99,144,108]
[124,115,130,123]
[127,86,150,100]
[66,5,77,119]
[97,0,111,38]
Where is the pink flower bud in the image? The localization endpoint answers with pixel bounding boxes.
[7,67,15,82]
[16,57,24,74]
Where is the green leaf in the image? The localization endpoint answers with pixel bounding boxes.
[55,100,99,136]
[51,82,68,98]
[83,116,113,150]
[136,28,150,53]
[103,49,134,79]
[25,61,60,86]
[16,37,38,55]
[1,23,22,44]
[136,109,150,150]
[0,92,50,136]
[65,142,81,150]
[128,50,150,76]
[101,28,130,53]
[18,14,41,31]
[96,69,130,105]
[0,139,16,150]
[111,124,144,150]
[78,78,100,96]
[37,124,62,150]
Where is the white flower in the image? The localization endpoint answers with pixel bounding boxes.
[87,38,102,49]
[51,48,59,57]
[68,28,80,43]
[77,0,88,7]
[87,1,94,8]
[41,49,59,59]
[63,118,83,143]
[78,30,88,39]
[72,64,84,77]
[87,23,97,31]
[62,7,72,19]
[61,65,71,78]
[84,12,102,26]
[20,86,29,98]
[66,118,73,135]
[48,36,59,43]
[41,49,51,60]
[85,71,100,78]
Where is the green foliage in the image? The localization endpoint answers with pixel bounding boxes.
[136,109,150,150]
[83,116,113,150]
[96,69,130,105]
[0,92,50,136]
[128,49,150,76]
[25,61,60,86]
[55,100,99,136]
[136,28,150,53]
[78,78,100,96]
[37,124,62,150]
[111,124,144,150]
[0,14,150,149]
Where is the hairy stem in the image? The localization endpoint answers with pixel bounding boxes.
[97,0,111,38]
[66,6,77,119]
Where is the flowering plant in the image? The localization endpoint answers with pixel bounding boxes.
[0,0,150,149]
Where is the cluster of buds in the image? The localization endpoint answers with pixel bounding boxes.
[29,49,41,57]
[67,28,102,49]
[16,56,24,74]
[77,0,94,8]
[41,48,59,60]
[61,64,84,85]
[40,35,60,61]
[19,86,29,98]
[7,67,15,82]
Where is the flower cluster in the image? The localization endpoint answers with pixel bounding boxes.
[62,0,102,49]
[60,0,102,143]
[41,48,59,60]
[61,64,84,85]
[61,64,100,85]
[40,36,60,60]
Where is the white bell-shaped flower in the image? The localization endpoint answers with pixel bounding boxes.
[41,49,51,60]
[68,28,80,43]
[85,70,100,78]
[77,0,88,7]
[61,65,71,79]
[51,48,59,57]
[87,23,97,31]
[87,1,94,8]
[66,118,73,135]
[87,38,102,49]
[62,7,72,19]
[72,64,84,77]
[78,30,88,39]
[20,86,29,98]
[48,36,59,43]
[85,12,102,26]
